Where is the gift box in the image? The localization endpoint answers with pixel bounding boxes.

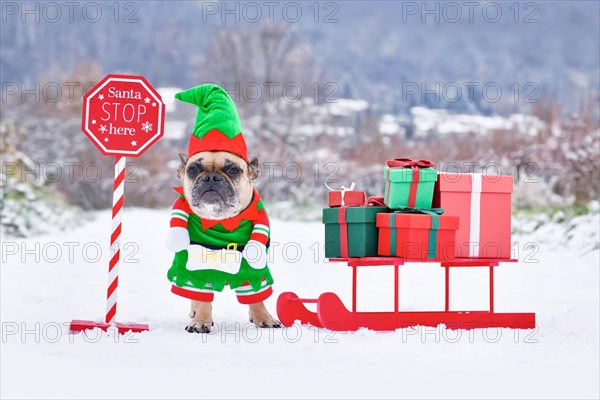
[384,158,437,209]
[432,173,513,259]
[328,190,366,207]
[376,209,459,260]
[323,206,388,258]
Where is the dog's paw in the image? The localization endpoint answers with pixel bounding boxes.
[185,321,214,333]
[253,317,282,329]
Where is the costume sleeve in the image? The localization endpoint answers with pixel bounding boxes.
[170,196,193,229]
[249,208,270,245]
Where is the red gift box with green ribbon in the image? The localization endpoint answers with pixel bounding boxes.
[376,208,459,260]
[384,158,437,209]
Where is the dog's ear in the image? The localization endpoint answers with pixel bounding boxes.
[177,153,188,179]
[247,157,260,181]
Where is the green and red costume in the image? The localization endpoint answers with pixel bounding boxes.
[167,187,273,303]
[167,83,274,304]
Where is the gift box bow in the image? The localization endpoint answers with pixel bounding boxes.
[394,206,444,216]
[367,196,386,207]
[387,158,435,171]
[325,181,356,192]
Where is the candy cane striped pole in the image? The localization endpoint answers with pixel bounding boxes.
[106,156,126,324]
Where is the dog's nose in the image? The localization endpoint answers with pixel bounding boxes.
[202,172,223,182]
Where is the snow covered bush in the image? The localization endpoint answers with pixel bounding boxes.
[1,121,82,237]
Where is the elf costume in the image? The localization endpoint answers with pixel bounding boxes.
[166,84,274,304]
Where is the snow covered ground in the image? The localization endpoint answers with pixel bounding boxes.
[1,208,598,399]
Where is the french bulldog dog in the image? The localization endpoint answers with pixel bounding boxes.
[168,150,281,333]
[180,151,257,220]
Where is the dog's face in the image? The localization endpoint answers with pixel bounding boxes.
[178,151,259,220]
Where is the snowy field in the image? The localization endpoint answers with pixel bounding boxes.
[1,208,599,399]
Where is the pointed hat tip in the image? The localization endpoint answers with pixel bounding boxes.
[174,86,200,105]
[175,83,225,105]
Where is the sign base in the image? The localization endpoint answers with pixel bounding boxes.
[70,319,149,334]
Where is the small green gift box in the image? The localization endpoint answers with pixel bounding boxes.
[384,158,437,209]
[323,206,388,258]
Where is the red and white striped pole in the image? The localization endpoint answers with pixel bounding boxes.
[106,156,126,324]
[71,155,147,333]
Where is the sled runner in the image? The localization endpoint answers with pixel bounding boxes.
[277,257,536,331]
[69,320,149,334]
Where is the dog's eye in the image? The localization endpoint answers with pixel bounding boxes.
[227,166,241,176]
[187,165,200,178]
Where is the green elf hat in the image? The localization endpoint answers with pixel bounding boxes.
[175,84,248,161]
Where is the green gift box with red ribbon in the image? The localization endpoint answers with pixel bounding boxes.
[384,158,438,209]
[323,204,389,258]
[376,208,459,260]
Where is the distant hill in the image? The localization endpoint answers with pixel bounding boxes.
[1,1,598,114]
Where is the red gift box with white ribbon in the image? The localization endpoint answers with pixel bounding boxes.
[326,182,366,207]
[433,173,513,259]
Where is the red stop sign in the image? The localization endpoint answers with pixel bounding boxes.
[82,74,166,157]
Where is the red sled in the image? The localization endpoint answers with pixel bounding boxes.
[277,257,535,331]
